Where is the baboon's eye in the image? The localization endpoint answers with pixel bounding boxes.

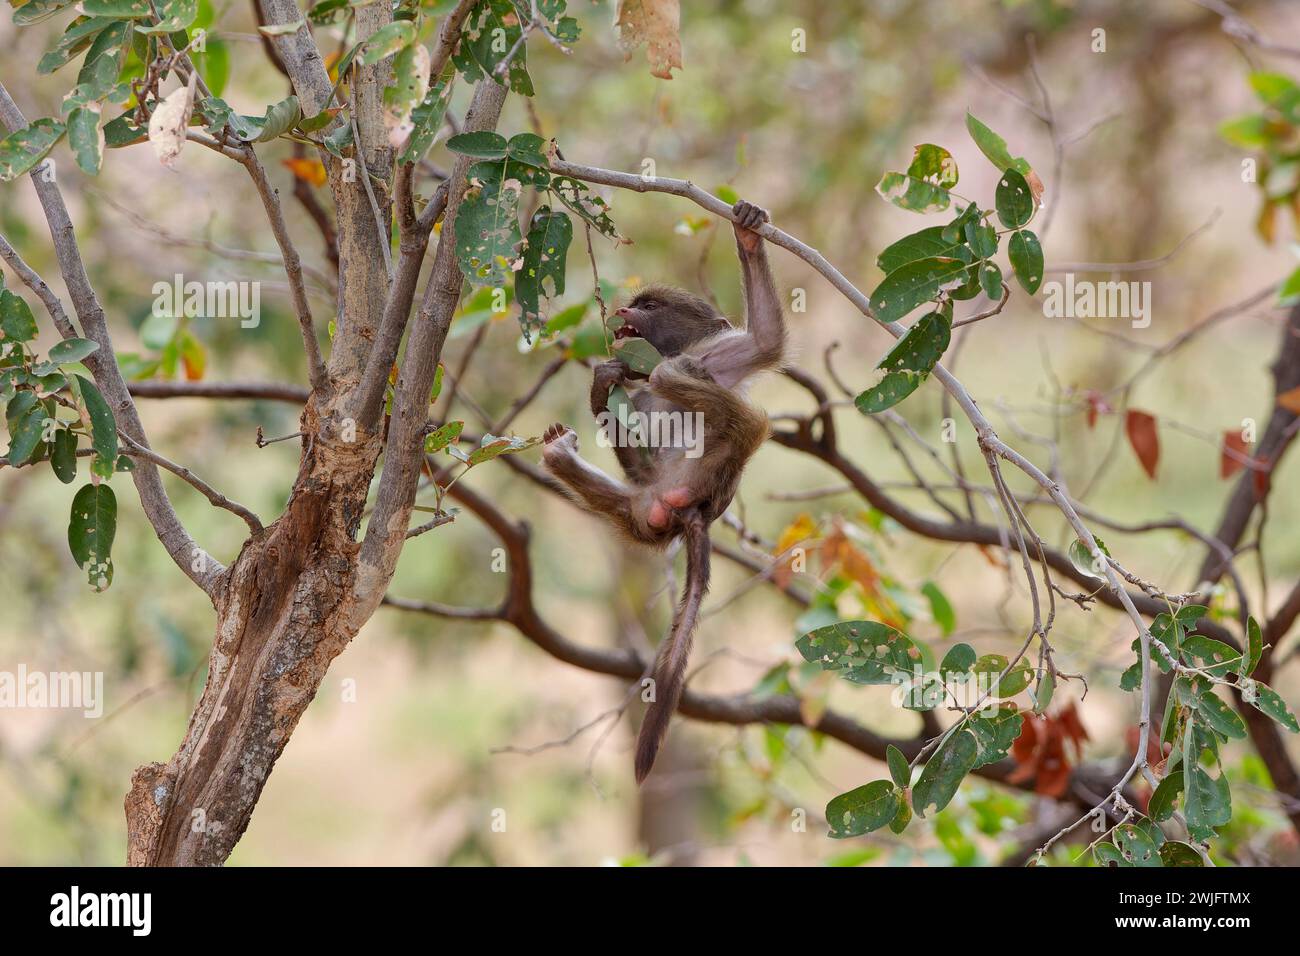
[640,299,658,311]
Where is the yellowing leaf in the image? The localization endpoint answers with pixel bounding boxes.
[282,156,327,187]
[616,0,682,80]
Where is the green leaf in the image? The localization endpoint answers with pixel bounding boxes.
[506,132,548,167]
[1032,669,1055,715]
[4,394,48,465]
[886,744,911,789]
[874,171,951,214]
[68,482,117,590]
[75,374,117,463]
[424,420,463,454]
[38,17,114,74]
[552,176,622,240]
[0,289,39,341]
[1242,679,1300,733]
[869,259,968,324]
[1113,823,1161,867]
[977,261,1003,300]
[61,27,127,111]
[995,168,1035,229]
[965,111,1032,175]
[464,432,541,465]
[940,642,975,677]
[1196,689,1248,740]
[912,729,978,817]
[397,80,452,165]
[452,0,534,96]
[888,797,912,834]
[875,226,966,275]
[1159,841,1204,867]
[795,620,919,686]
[1180,634,1241,677]
[1149,770,1183,823]
[855,311,951,414]
[1241,616,1263,678]
[1008,229,1044,294]
[0,118,66,182]
[922,581,955,636]
[358,19,416,66]
[611,337,662,376]
[1093,842,1130,867]
[47,337,100,364]
[50,427,78,483]
[516,206,572,332]
[253,95,302,142]
[1183,722,1232,830]
[12,0,76,26]
[136,0,197,33]
[446,130,509,159]
[103,111,148,148]
[996,659,1033,696]
[383,42,431,136]
[825,780,899,838]
[67,105,104,175]
[80,0,151,17]
[454,169,524,287]
[968,707,1023,768]
[907,143,958,188]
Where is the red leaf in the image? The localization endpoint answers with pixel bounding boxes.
[1253,454,1273,500]
[1278,384,1300,416]
[1125,409,1159,479]
[1220,430,1250,479]
[1083,389,1112,429]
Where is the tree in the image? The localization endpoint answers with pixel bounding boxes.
[1,0,1298,867]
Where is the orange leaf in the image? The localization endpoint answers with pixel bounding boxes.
[1220,430,1250,480]
[1125,409,1159,479]
[1278,384,1300,416]
[282,157,327,187]
[772,513,819,587]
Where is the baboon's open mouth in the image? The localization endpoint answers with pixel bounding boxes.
[614,324,640,340]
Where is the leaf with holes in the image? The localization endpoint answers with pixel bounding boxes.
[49,427,77,483]
[1241,679,1300,733]
[1149,770,1183,822]
[1113,823,1161,867]
[454,0,534,95]
[911,729,978,817]
[68,482,117,591]
[1007,229,1043,294]
[0,118,66,182]
[424,421,463,455]
[825,780,899,838]
[68,105,104,175]
[454,170,524,287]
[516,206,572,332]
[995,168,1035,229]
[870,259,968,324]
[795,620,919,686]
[398,80,453,165]
[969,707,1023,768]
[855,310,951,414]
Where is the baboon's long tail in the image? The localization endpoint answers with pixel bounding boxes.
[635,508,711,784]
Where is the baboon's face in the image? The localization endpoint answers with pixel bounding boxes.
[612,286,730,357]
